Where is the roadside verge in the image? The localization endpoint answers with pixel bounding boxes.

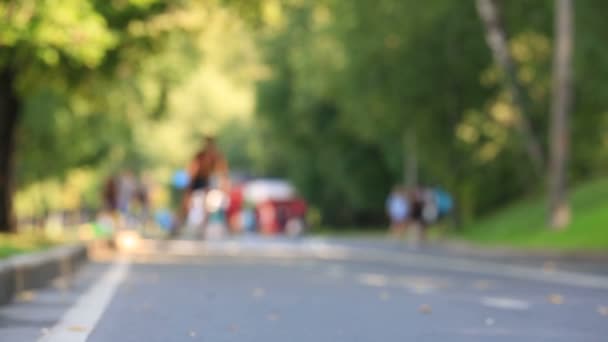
[0,244,88,306]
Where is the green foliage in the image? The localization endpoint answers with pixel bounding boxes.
[250,0,608,229]
[0,231,60,258]
[5,0,608,235]
[8,1,263,219]
[4,3,205,175]
[1,1,255,225]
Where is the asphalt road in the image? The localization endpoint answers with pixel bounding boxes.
[1,237,608,341]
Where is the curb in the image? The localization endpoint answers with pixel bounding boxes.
[320,236,608,262]
[0,244,88,306]
[436,239,608,262]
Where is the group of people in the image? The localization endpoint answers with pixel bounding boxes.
[102,169,151,230]
[386,185,453,242]
[103,136,453,243]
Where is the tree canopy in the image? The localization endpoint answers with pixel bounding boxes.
[3,0,608,231]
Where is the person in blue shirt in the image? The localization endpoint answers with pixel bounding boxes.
[386,185,409,238]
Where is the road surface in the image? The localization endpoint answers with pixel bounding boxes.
[1,237,607,341]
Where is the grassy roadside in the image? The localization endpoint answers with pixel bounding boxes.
[310,178,608,252]
[456,178,608,251]
[0,220,116,259]
[0,232,63,259]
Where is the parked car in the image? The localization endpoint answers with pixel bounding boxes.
[227,179,308,236]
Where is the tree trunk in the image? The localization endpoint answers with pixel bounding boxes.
[548,0,573,230]
[403,129,418,188]
[0,67,20,233]
[476,0,545,175]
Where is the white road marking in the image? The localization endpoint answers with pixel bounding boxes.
[481,297,530,310]
[39,257,130,342]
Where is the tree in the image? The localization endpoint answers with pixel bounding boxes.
[548,0,573,229]
[1,0,114,232]
[0,0,207,232]
[254,0,499,225]
[476,0,546,175]
[0,66,20,233]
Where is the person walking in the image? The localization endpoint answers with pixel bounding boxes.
[407,186,425,247]
[386,185,409,239]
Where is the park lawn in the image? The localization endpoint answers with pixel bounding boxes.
[458,177,608,251]
[0,232,61,259]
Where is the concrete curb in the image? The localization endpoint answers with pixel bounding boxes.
[319,236,608,262]
[436,239,608,262]
[0,244,88,306]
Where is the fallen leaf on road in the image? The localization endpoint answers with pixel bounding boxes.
[68,325,88,332]
[229,324,239,332]
[547,294,564,305]
[597,306,608,316]
[17,290,36,302]
[418,304,432,314]
[267,313,280,321]
[252,288,265,298]
[52,278,70,291]
[542,261,557,273]
[358,273,389,287]
[473,280,490,290]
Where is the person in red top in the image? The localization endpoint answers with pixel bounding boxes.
[226,184,244,234]
[171,136,229,237]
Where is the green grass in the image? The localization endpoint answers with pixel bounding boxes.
[0,232,62,259]
[457,178,608,251]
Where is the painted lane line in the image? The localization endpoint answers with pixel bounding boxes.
[481,297,530,310]
[39,257,130,342]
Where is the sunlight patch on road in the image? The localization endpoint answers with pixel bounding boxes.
[481,297,530,310]
[252,287,266,299]
[418,304,432,314]
[355,273,448,293]
[397,276,447,294]
[357,273,389,287]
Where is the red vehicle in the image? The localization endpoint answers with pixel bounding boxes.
[227,179,307,236]
[257,198,307,235]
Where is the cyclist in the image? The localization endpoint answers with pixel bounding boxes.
[171,136,229,237]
